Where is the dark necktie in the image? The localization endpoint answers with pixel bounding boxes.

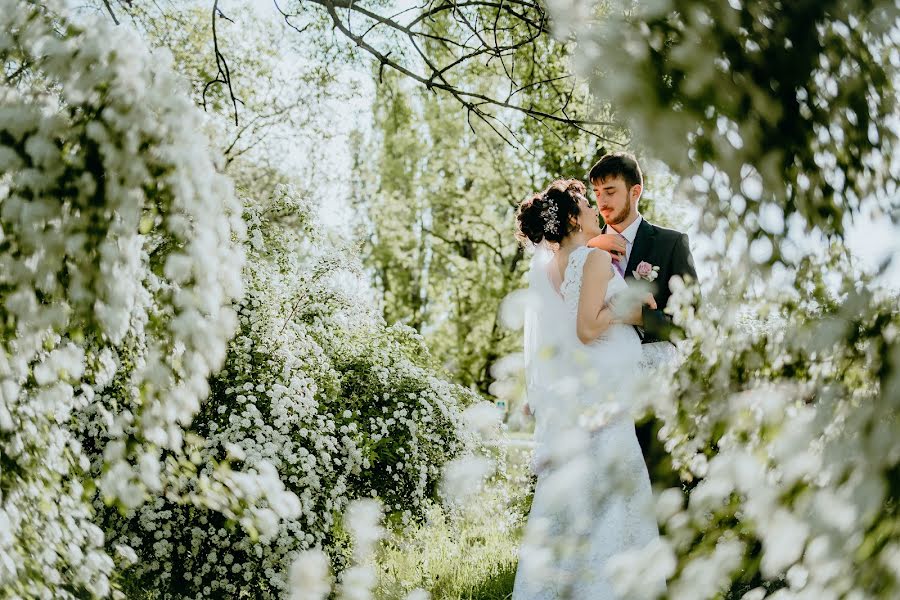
[612,233,627,276]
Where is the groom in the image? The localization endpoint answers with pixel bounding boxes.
[586,152,698,480]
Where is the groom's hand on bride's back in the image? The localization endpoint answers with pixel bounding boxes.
[627,294,656,325]
[586,233,626,257]
[611,293,655,325]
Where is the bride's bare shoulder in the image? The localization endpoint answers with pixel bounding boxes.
[583,247,612,271]
[578,248,613,286]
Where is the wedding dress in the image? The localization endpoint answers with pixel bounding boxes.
[513,245,664,600]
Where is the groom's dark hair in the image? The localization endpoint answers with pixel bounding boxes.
[588,152,643,191]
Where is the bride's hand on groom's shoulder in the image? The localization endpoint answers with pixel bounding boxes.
[586,233,626,258]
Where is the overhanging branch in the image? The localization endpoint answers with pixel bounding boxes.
[274,0,625,145]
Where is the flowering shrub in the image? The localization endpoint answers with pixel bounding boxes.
[631,255,900,599]
[103,186,479,598]
[2,3,475,598]
[0,1,260,596]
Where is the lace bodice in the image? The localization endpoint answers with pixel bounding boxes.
[530,244,642,435]
[559,246,628,317]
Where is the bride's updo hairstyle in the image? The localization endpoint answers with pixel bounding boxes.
[516,178,587,245]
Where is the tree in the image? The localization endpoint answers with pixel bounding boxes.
[357,70,678,397]
[356,57,606,393]
[244,0,620,145]
[95,0,350,200]
[98,0,619,146]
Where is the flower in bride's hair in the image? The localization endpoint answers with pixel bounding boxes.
[540,199,559,235]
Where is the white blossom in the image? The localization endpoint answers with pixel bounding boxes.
[289,549,331,600]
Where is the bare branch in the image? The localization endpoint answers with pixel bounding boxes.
[422,226,507,264]
[102,0,120,25]
[272,0,312,36]
[203,0,240,126]
[287,0,620,144]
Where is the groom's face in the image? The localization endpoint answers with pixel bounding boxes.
[593,176,637,227]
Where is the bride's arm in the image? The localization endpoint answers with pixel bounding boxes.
[576,250,616,344]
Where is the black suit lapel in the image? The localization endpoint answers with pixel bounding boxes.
[625,219,655,280]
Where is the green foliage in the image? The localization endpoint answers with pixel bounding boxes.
[571,0,899,250]
[357,72,526,392]
[352,3,694,398]
[375,440,534,599]
[357,47,627,394]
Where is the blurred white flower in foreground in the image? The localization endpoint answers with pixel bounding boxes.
[440,455,495,503]
[336,499,385,600]
[461,401,503,439]
[289,549,331,600]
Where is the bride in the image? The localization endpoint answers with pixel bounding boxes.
[512,179,665,600]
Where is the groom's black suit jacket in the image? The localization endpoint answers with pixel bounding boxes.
[603,219,698,344]
[604,218,698,482]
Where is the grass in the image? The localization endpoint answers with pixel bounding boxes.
[375,439,535,600]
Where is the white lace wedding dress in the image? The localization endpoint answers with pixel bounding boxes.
[513,246,664,600]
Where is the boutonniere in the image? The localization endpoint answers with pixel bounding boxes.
[633,261,660,282]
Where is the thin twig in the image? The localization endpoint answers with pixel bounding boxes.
[203,1,240,126]
[102,0,120,25]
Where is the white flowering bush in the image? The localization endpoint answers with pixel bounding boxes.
[624,252,896,599]
[0,0,273,596]
[102,185,479,598]
[531,0,900,598]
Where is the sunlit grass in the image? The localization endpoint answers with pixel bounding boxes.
[375,439,535,600]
